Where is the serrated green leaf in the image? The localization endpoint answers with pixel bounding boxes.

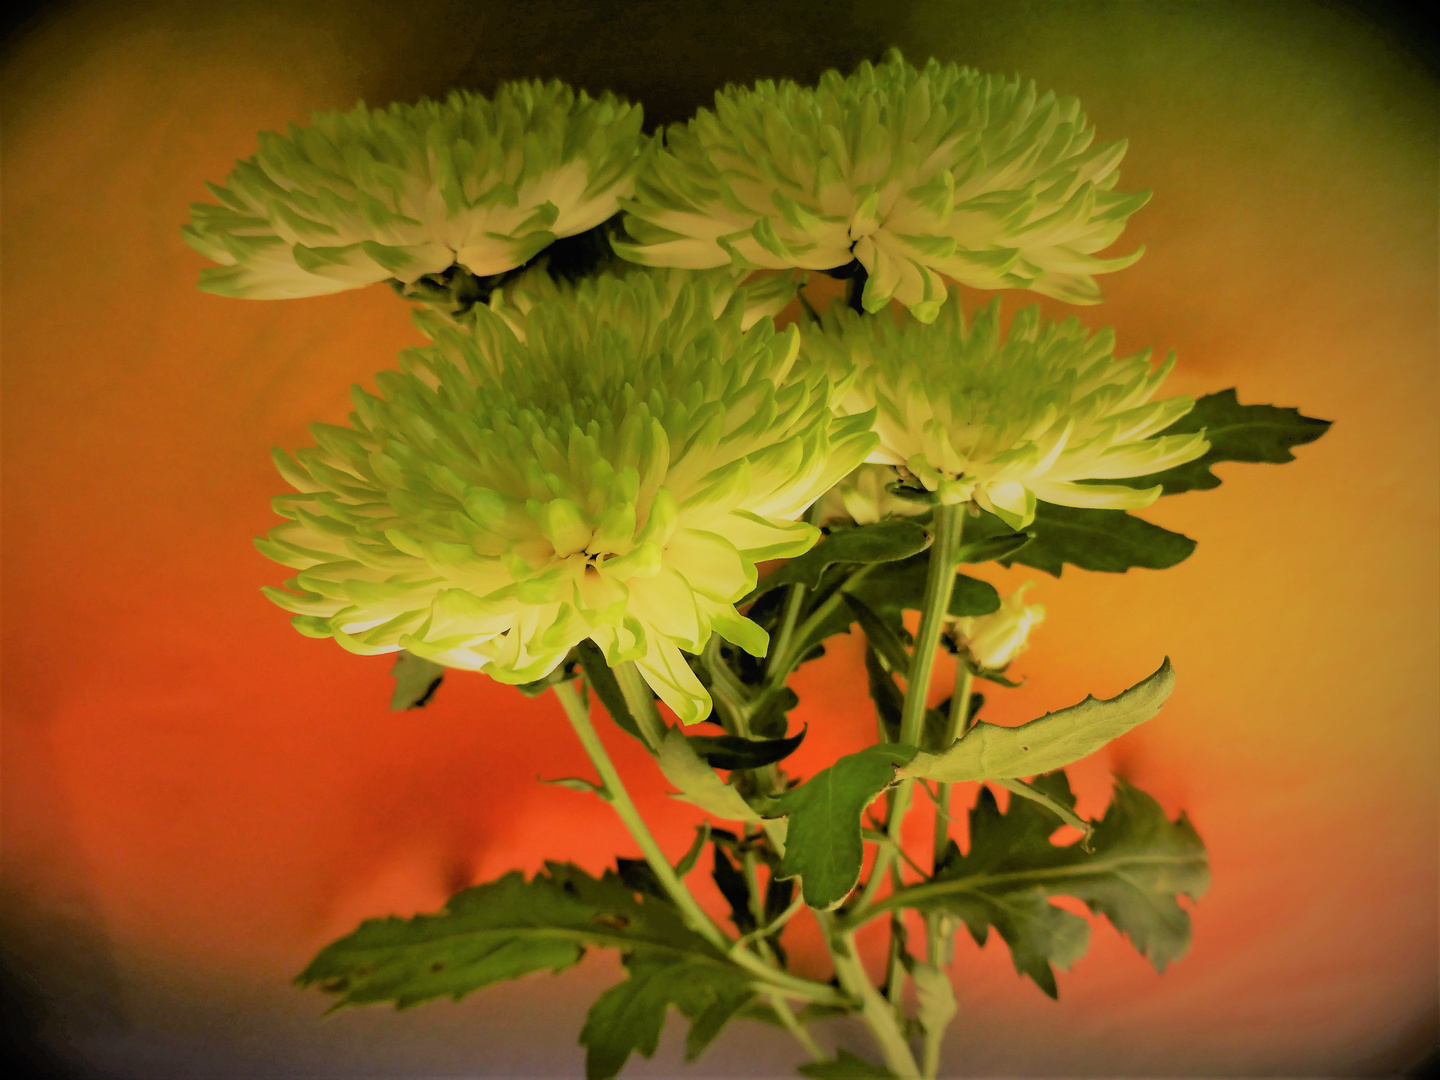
[389,651,444,710]
[683,726,806,770]
[296,862,727,1011]
[906,659,1174,783]
[745,519,931,603]
[1111,388,1332,495]
[657,728,760,821]
[771,745,917,910]
[797,1048,899,1078]
[581,952,754,1080]
[967,504,1195,577]
[893,772,1208,995]
[576,640,644,743]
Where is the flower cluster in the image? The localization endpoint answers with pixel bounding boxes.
[184,81,646,299]
[257,273,876,722]
[616,50,1147,321]
[802,292,1209,528]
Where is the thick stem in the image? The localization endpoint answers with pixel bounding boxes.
[899,503,964,748]
[551,682,842,1008]
[820,917,920,1078]
[612,659,667,750]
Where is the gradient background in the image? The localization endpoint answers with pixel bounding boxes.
[3,2,1436,1076]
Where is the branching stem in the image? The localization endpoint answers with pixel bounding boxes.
[550,681,844,1010]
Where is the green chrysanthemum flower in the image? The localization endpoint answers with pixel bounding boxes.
[616,50,1148,321]
[257,274,877,722]
[814,463,929,526]
[183,81,646,300]
[802,292,1209,529]
[488,261,801,336]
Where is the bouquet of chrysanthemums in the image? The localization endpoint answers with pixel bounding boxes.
[185,51,1328,1079]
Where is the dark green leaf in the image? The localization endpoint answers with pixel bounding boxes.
[674,824,710,878]
[389,651,444,710]
[576,641,644,742]
[968,504,1196,577]
[296,862,727,1011]
[906,659,1175,783]
[784,554,1000,674]
[1111,388,1332,495]
[798,1048,899,1078]
[898,772,1208,996]
[864,646,904,745]
[711,843,756,934]
[843,594,911,675]
[955,526,1035,566]
[851,553,1001,618]
[684,726,807,771]
[771,745,917,910]
[749,685,799,739]
[616,858,667,901]
[581,952,754,1080]
[744,520,931,603]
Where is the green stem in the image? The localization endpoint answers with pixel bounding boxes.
[821,917,920,1078]
[767,991,825,1061]
[930,663,972,874]
[551,682,843,1007]
[849,778,914,927]
[612,659,667,750]
[767,580,809,680]
[899,503,964,748]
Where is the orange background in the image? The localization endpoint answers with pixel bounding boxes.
[3,1,1436,1076]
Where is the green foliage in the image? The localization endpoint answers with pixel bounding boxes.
[684,726,807,770]
[899,772,1208,997]
[577,640,645,742]
[581,952,754,1080]
[797,1049,899,1078]
[1114,388,1332,495]
[907,659,1174,783]
[966,504,1196,577]
[657,729,760,821]
[770,745,917,909]
[389,651,445,710]
[744,519,931,603]
[296,862,730,1011]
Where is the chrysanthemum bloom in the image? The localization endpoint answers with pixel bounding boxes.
[257,275,877,722]
[183,81,646,300]
[802,291,1209,529]
[487,261,801,337]
[950,582,1045,669]
[814,463,927,526]
[615,51,1147,322]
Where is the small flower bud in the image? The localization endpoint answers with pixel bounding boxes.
[950,582,1045,670]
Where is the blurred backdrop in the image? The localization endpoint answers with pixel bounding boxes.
[3,1,1436,1076]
